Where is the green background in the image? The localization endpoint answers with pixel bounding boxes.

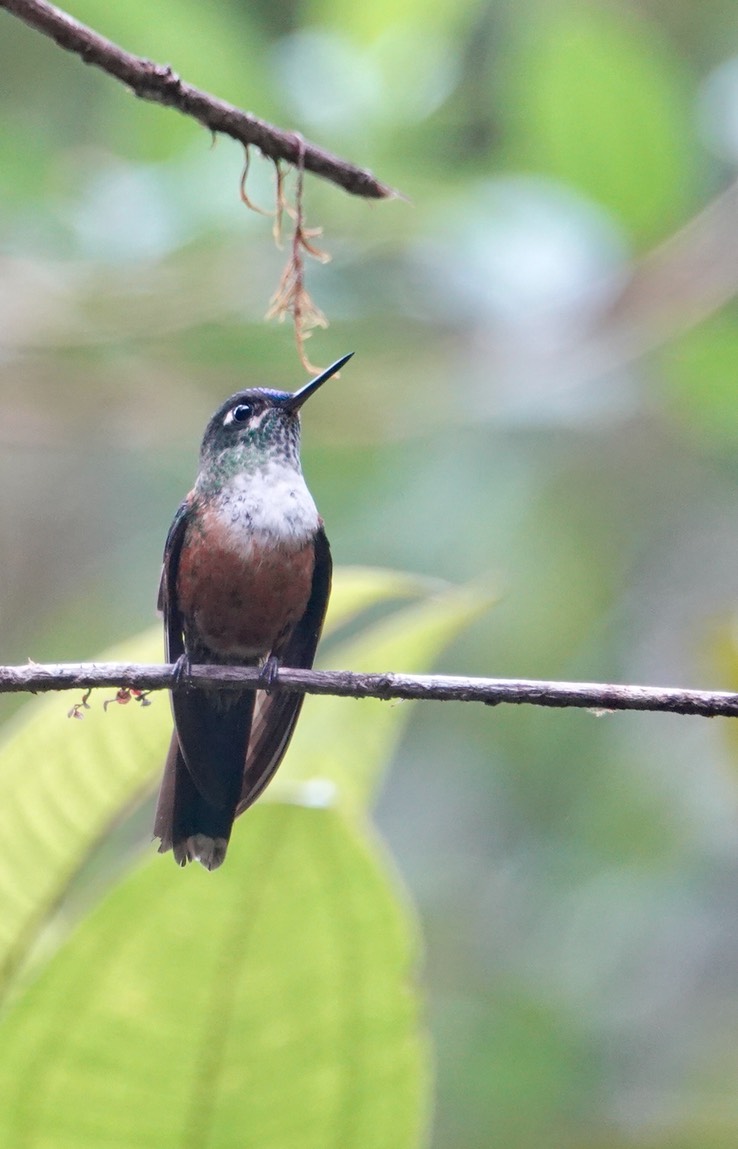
[3,0,738,1145]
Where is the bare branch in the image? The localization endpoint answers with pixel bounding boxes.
[0,0,398,200]
[2,663,738,720]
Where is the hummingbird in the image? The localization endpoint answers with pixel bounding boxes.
[154,353,352,870]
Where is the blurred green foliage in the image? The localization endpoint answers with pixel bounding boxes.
[512,4,692,237]
[3,0,738,1146]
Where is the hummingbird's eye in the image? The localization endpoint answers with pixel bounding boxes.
[229,403,253,424]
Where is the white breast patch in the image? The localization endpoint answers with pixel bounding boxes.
[214,464,320,555]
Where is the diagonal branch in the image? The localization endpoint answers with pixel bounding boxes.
[0,0,397,200]
[2,662,738,719]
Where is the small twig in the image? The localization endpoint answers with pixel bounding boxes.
[0,0,397,200]
[67,686,91,720]
[2,663,738,720]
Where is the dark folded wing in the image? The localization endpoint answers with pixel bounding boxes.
[158,499,191,664]
[236,527,332,815]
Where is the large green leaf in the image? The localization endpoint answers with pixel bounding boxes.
[0,569,492,1147]
[0,571,489,1000]
[0,804,428,1149]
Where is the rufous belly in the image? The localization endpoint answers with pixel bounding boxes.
[177,517,316,659]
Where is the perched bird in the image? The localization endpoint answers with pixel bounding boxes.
[154,353,352,870]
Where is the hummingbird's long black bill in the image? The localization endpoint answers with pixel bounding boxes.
[283,352,354,413]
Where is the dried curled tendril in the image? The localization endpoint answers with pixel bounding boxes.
[240,141,332,374]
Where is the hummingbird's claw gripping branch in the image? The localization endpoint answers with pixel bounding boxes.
[171,653,192,691]
[257,655,281,694]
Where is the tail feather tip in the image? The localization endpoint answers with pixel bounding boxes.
[172,834,228,871]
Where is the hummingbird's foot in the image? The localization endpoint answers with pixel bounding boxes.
[258,655,281,693]
[171,653,192,690]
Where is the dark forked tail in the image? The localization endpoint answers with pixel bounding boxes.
[154,689,256,871]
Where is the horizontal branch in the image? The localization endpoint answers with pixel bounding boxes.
[0,0,396,200]
[2,663,738,719]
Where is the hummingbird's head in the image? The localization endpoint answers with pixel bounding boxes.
[197,353,353,482]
